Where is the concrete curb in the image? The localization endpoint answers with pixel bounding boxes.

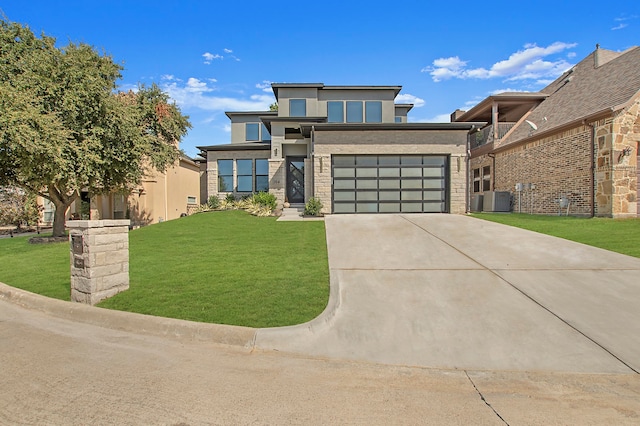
[254,268,342,347]
[0,282,258,348]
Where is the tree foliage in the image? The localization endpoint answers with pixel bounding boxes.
[0,186,42,229]
[0,20,191,236]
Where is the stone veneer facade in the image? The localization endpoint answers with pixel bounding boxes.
[67,220,130,305]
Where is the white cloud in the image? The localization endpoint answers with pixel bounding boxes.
[256,80,273,93]
[395,93,425,107]
[202,52,223,64]
[224,48,233,53]
[612,23,627,30]
[162,78,275,112]
[223,124,231,133]
[423,42,577,84]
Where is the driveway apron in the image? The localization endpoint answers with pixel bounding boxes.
[255,214,640,373]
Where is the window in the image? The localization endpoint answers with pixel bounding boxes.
[256,159,269,192]
[246,123,259,141]
[290,99,306,117]
[327,101,344,123]
[365,101,382,123]
[482,166,491,191]
[473,168,480,193]
[346,101,363,123]
[187,196,197,204]
[237,159,253,192]
[218,160,233,192]
[395,116,402,123]
[261,123,271,141]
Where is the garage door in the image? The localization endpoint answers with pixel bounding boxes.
[332,155,449,213]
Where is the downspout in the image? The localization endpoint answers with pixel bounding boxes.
[466,125,477,213]
[584,120,596,217]
[488,153,496,190]
[311,125,315,200]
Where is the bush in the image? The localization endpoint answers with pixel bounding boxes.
[225,193,236,203]
[304,197,323,216]
[252,192,277,210]
[207,195,220,209]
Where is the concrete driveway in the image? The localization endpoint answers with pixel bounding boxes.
[256,214,640,373]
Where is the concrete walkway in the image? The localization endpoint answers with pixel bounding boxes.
[256,214,640,373]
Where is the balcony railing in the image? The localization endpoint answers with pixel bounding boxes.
[469,123,515,149]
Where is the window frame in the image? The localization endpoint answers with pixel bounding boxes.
[327,101,344,123]
[245,123,259,141]
[365,101,382,123]
[346,101,363,123]
[482,166,491,192]
[289,99,307,117]
[236,159,253,192]
[217,159,234,192]
[255,159,269,192]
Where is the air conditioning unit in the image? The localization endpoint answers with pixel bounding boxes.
[483,191,511,212]
[470,194,483,212]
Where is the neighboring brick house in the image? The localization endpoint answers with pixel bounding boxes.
[198,83,476,214]
[455,45,640,218]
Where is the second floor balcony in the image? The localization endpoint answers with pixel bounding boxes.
[470,123,515,149]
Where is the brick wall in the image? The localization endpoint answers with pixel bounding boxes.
[493,125,594,216]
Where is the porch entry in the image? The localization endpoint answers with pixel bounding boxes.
[286,156,305,204]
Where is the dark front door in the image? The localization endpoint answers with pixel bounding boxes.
[286,157,305,204]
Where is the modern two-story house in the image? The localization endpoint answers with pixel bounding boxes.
[198,83,477,215]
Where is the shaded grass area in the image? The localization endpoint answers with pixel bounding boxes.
[0,210,329,327]
[471,213,640,258]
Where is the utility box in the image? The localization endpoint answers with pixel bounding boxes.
[470,194,484,212]
[483,191,511,212]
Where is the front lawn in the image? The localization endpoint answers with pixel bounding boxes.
[0,210,329,327]
[471,213,640,258]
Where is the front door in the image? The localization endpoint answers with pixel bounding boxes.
[286,157,305,204]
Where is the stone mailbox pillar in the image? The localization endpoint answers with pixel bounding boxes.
[67,219,130,305]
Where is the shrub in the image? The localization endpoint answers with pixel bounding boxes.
[225,193,236,203]
[252,192,277,210]
[207,195,220,209]
[304,197,323,216]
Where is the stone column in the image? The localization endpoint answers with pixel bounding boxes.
[67,220,130,305]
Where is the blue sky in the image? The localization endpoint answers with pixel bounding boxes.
[2,1,639,158]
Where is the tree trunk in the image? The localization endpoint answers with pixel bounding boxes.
[52,202,69,237]
[48,185,78,238]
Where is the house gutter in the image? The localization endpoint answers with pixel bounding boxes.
[583,119,597,218]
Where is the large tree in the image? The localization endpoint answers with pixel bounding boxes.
[0,20,190,236]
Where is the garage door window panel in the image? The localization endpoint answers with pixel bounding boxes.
[379,203,401,213]
[334,180,356,190]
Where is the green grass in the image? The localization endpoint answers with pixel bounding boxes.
[0,210,329,327]
[471,213,640,258]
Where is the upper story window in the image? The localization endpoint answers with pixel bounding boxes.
[246,123,259,141]
[245,123,271,142]
[365,101,382,123]
[395,116,402,123]
[346,101,363,123]
[327,101,344,123]
[261,123,271,141]
[289,99,306,117]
